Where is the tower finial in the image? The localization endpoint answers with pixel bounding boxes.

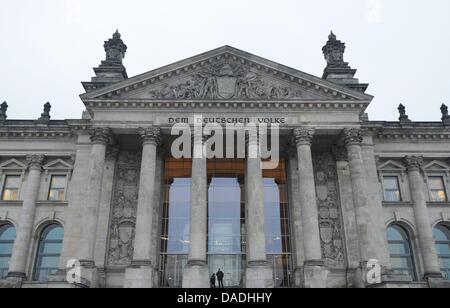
[104,29,127,63]
[441,103,450,124]
[398,103,411,123]
[0,101,8,121]
[38,102,52,123]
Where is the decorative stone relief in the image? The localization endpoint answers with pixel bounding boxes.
[147,61,315,100]
[107,151,141,266]
[313,152,345,267]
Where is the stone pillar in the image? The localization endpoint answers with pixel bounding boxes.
[404,156,443,279]
[333,145,362,287]
[124,127,161,288]
[286,148,305,287]
[244,132,273,288]
[343,128,382,286]
[293,128,328,288]
[78,127,111,287]
[7,155,44,280]
[182,132,209,288]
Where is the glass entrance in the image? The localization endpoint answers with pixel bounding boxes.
[207,160,246,288]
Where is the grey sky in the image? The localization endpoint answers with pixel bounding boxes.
[0,0,449,121]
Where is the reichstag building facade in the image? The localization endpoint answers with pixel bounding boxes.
[0,31,449,288]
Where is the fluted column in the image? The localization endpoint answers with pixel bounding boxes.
[78,127,111,285]
[124,127,161,288]
[404,156,443,279]
[293,128,323,263]
[182,131,209,288]
[293,128,328,288]
[343,129,374,264]
[244,132,273,288]
[8,155,44,280]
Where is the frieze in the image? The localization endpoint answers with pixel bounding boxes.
[107,151,141,266]
[313,152,345,268]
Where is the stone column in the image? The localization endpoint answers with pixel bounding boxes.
[343,128,385,287]
[404,156,443,279]
[182,132,209,288]
[7,155,44,280]
[293,128,328,288]
[286,148,305,287]
[78,127,111,286]
[124,127,161,288]
[244,132,273,288]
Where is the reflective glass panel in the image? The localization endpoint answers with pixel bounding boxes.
[33,224,64,281]
[434,225,450,280]
[0,224,16,278]
[387,225,416,280]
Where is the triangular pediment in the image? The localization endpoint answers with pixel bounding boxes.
[43,159,73,171]
[81,46,372,102]
[0,159,27,170]
[423,160,449,171]
[378,160,406,171]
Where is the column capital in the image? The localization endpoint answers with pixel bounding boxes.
[139,127,161,146]
[89,127,113,145]
[404,155,424,171]
[26,154,45,171]
[342,128,364,146]
[293,128,315,147]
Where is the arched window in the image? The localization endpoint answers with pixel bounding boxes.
[33,224,64,281]
[386,225,416,280]
[433,225,450,280]
[0,224,16,278]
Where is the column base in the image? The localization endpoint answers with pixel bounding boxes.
[78,260,98,288]
[244,261,274,288]
[302,260,329,288]
[6,272,27,281]
[182,260,209,288]
[124,260,156,288]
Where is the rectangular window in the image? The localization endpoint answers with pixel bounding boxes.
[48,175,67,201]
[1,175,21,201]
[383,176,402,202]
[429,176,447,202]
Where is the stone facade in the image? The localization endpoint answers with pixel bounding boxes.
[0,31,449,288]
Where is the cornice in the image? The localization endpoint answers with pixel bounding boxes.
[364,121,450,140]
[82,99,370,112]
[0,120,90,139]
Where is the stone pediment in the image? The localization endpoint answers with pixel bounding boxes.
[81,46,372,102]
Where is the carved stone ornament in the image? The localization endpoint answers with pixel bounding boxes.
[404,155,424,171]
[26,154,45,170]
[139,127,161,146]
[314,153,345,267]
[89,127,112,145]
[343,128,364,146]
[107,151,141,266]
[147,62,309,100]
[292,128,315,147]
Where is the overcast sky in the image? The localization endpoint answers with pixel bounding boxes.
[0,0,449,121]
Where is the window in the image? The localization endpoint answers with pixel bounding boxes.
[433,225,450,280]
[428,176,448,202]
[386,225,416,280]
[383,176,402,202]
[33,224,64,281]
[48,175,67,201]
[0,224,16,278]
[1,175,21,201]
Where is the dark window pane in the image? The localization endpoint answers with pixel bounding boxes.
[387,225,416,280]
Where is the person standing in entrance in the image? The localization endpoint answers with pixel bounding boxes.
[210,274,216,289]
[216,269,224,288]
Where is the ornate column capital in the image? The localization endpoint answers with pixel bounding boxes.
[404,155,424,172]
[342,128,364,146]
[89,127,113,145]
[293,128,315,147]
[139,127,161,146]
[26,154,45,171]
